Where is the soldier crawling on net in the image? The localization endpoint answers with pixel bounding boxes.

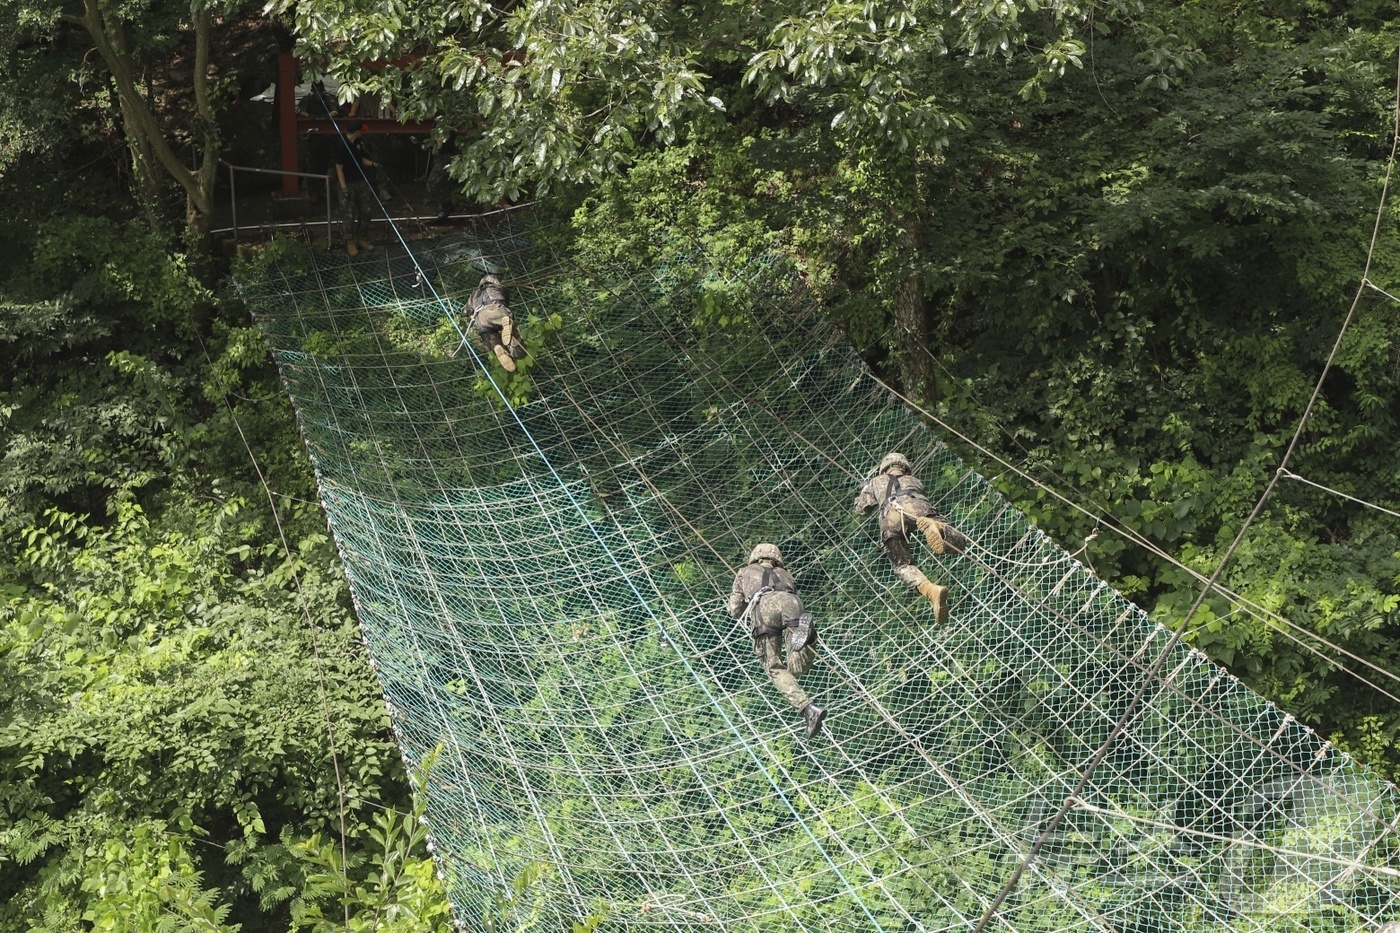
[728,543,826,739]
[854,451,967,624]
[465,273,526,372]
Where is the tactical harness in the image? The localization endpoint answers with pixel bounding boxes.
[882,473,920,529]
[885,474,920,516]
[742,585,777,633]
[882,473,963,555]
[885,474,931,523]
[741,566,788,636]
[741,567,815,650]
[468,299,508,329]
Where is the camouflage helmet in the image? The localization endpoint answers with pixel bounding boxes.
[748,543,783,566]
[878,451,911,474]
[479,273,502,287]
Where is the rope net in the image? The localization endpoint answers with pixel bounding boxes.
[236,217,1400,932]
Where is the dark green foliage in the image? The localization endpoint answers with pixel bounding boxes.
[289,753,456,932]
[5,0,1400,928]
[909,6,1400,775]
[0,210,436,929]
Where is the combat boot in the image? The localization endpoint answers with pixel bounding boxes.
[920,516,968,555]
[493,343,517,372]
[916,515,945,553]
[789,612,816,653]
[917,580,948,625]
[803,703,826,739]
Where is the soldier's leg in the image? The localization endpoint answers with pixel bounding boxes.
[754,633,811,712]
[760,610,825,738]
[884,508,949,621]
[770,591,814,657]
[910,502,967,554]
[340,185,358,254]
[939,518,968,553]
[491,337,517,372]
[915,514,947,553]
[476,309,518,372]
[355,187,375,249]
[893,563,949,625]
[786,629,816,677]
[882,530,915,571]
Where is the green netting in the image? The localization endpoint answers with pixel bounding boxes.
[236,218,1400,932]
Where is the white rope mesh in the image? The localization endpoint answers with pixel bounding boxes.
[236,222,1400,931]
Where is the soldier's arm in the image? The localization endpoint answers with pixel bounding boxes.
[854,480,878,514]
[727,576,748,619]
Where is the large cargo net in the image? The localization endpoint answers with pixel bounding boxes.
[237,218,1400,932]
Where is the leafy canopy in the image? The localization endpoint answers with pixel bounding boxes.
[272,0,1139,200]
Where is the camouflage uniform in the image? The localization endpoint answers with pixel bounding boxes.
[728,560,817,714]
[854,470,964,567]
[339,182,372,242]
[466,274,525,372]
[855,453,966,622]
[333,126,376,255]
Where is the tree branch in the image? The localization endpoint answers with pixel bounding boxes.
[78,0,202,205]
[192,5,215,128]
[189,2,220,222]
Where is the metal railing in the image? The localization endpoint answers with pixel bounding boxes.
[224,162,333,249]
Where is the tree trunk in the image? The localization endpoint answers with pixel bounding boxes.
[889,210,937,402]
[107,16,163,224]
[114,78,165,206]
[68,0,219,236]
[186,5,218,236]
